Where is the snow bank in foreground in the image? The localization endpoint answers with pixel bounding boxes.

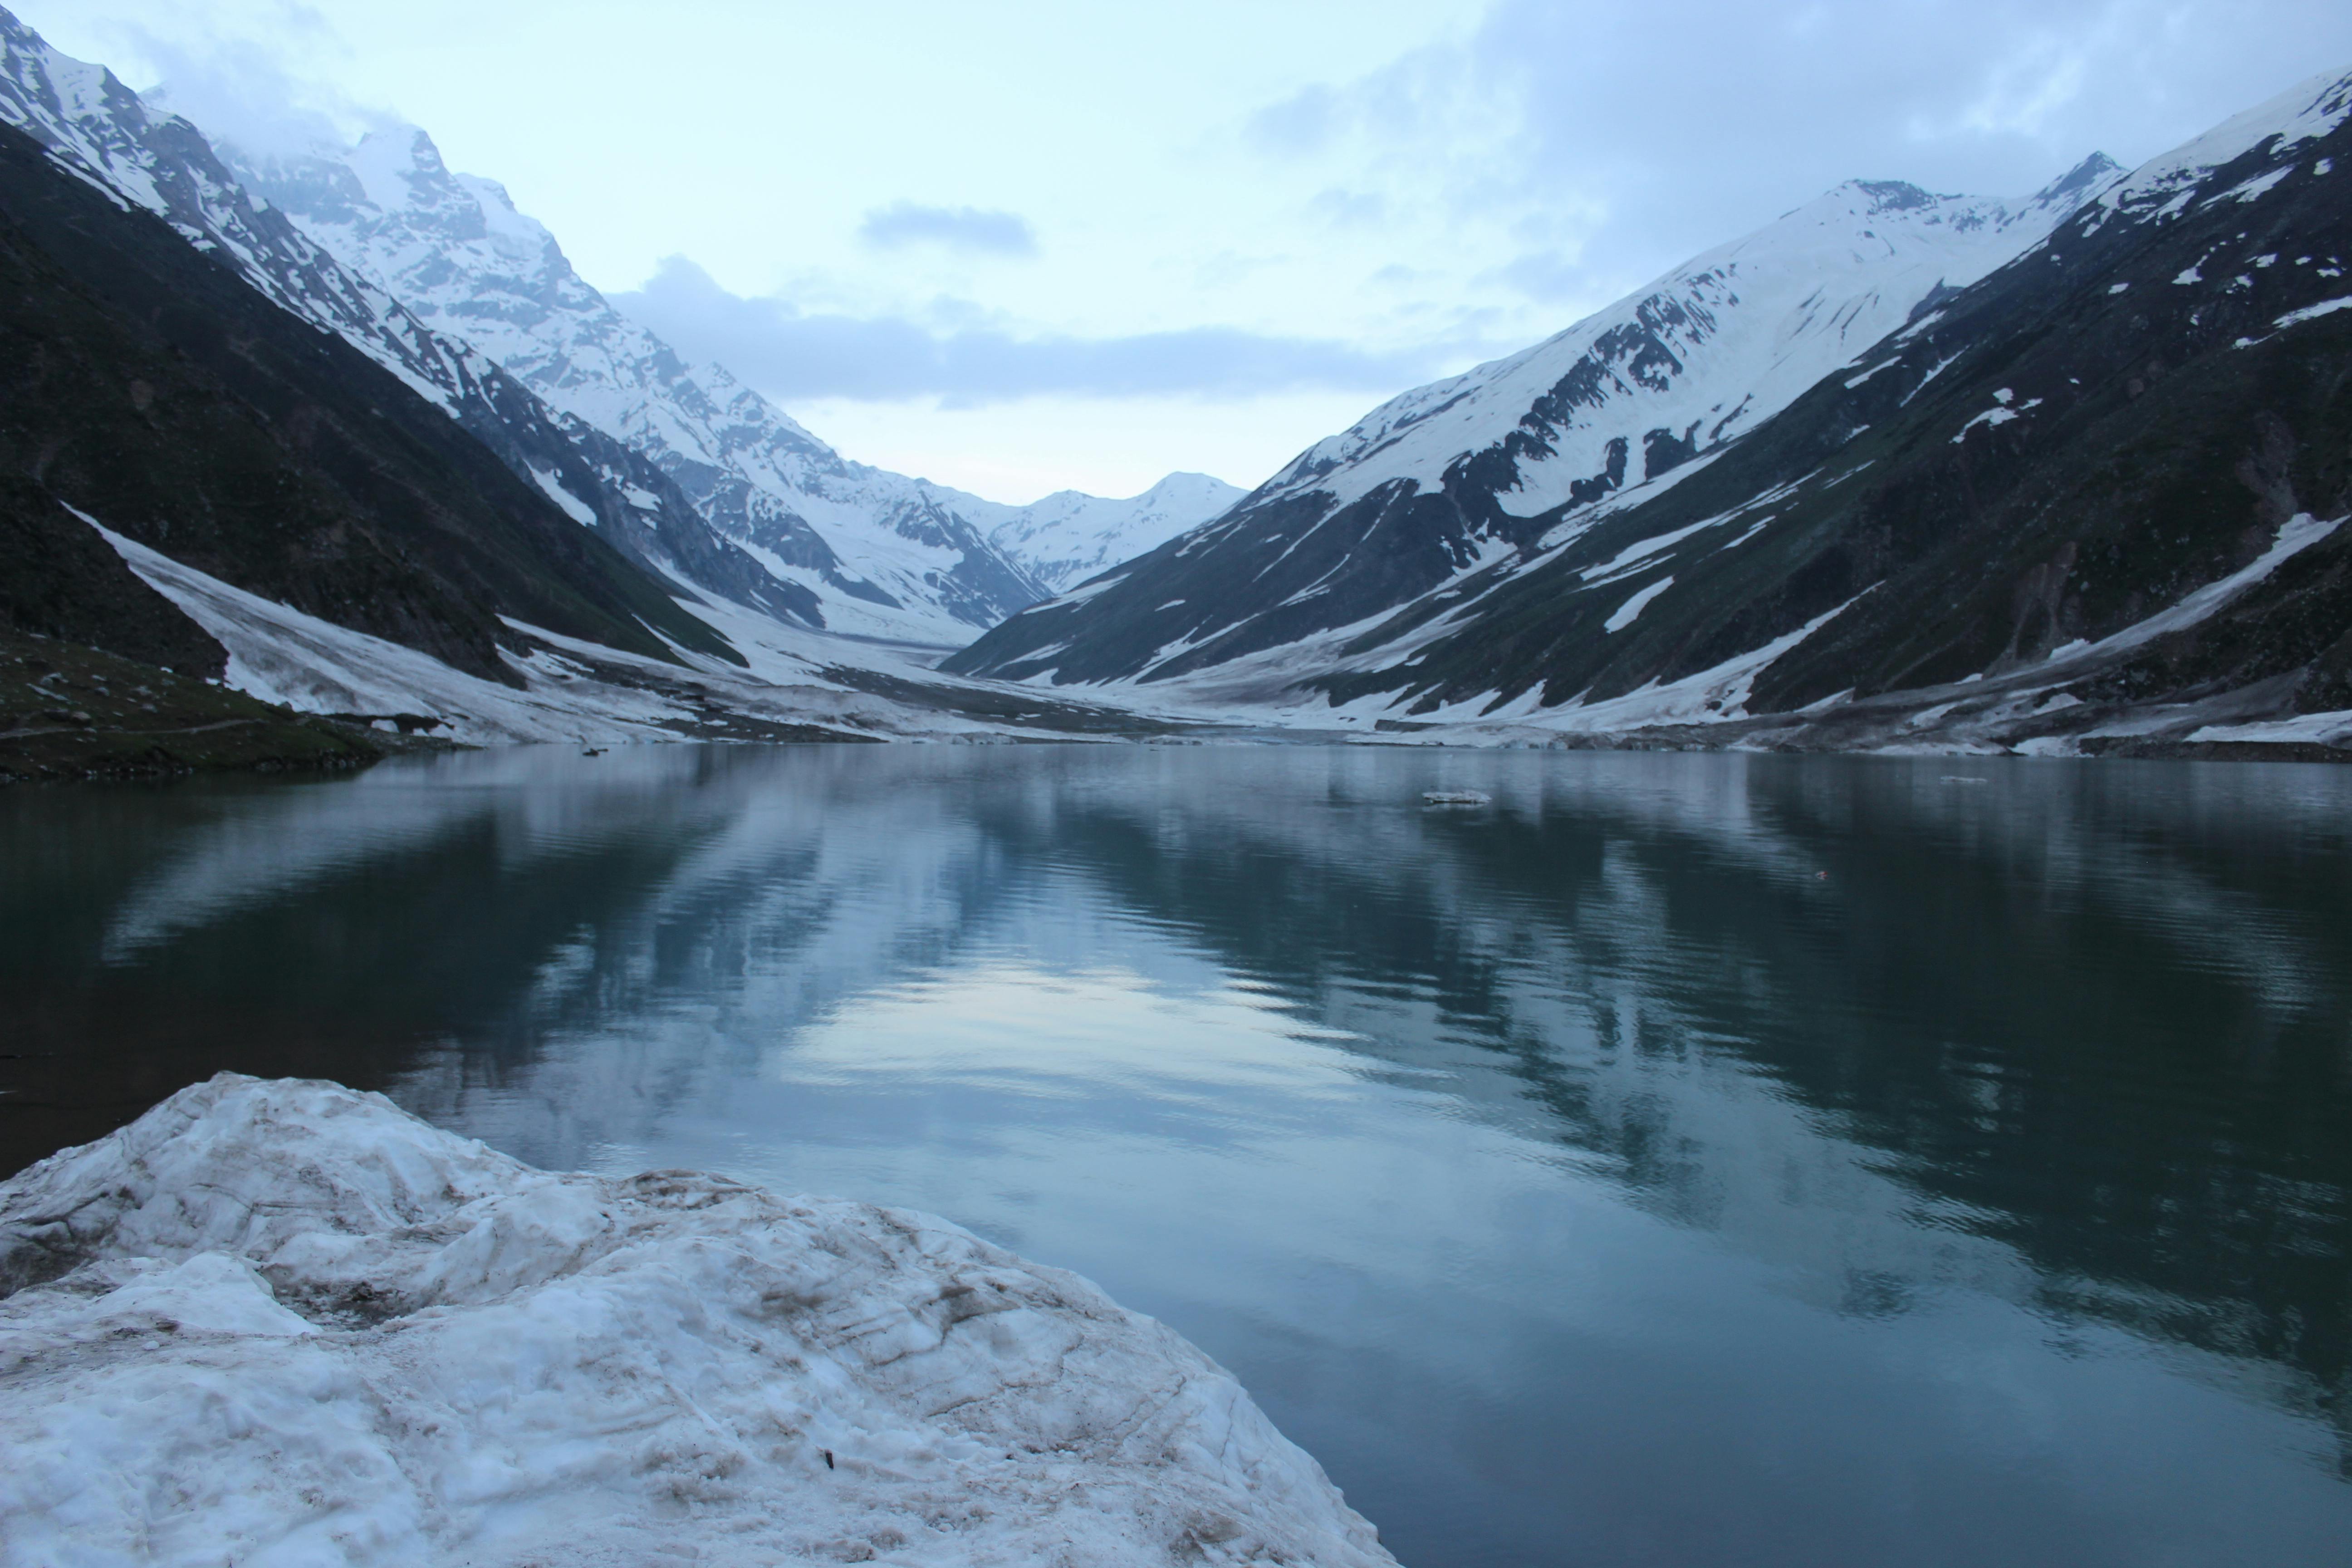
[0,1076,1392,1567]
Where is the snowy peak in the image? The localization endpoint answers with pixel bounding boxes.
[1818,153,2120,231]
[346,124,465,214]
[1259,157,2114,522]
[224,119,1067,641]
[2,17,492,430]
[946,151,2123,687]
[0,11,148,191]
[227,126,667,397]
[225,114,1241,636]
[2034,152,2127,211]
[253,123,675,375]
[985,471,1247,591]
[0,14,415,372]
[1,8,834,641]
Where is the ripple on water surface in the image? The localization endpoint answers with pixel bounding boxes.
[3,745,2349,1568]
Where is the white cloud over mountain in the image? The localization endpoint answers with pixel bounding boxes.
[22,0,2352,498]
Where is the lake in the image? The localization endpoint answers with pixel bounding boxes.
[3,744,2349,1567]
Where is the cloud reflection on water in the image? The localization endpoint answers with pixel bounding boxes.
[6,745,2350,1567]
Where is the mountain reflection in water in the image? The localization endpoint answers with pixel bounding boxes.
[5,745,2349,1568]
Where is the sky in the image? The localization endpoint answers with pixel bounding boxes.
[19,0,2352,503]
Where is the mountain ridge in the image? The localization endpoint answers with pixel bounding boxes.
[951,66,2352,758]
[0,10,815,638]
[0,114,749,688]
[221,124,1240,641]
[980,471,1248,592]
[5,0,2344,762]
[945,156,2124,686]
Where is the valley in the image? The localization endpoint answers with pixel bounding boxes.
[0,8,2346,769]
[5,12,2352,1564]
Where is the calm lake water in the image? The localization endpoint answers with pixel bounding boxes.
[4,744,2350,1567]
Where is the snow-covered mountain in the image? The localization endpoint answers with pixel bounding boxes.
[959,66,2352,759]
[222,125,1034,641]
[1,5,1235,658]
[1263,168,2121,527]
[981,471,1246,591]
[220,127,1235,642]
[948,157,2123,686]
[0,10,812,631]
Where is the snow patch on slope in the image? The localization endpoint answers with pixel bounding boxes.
[2097,66,2352,223]
[0,21,510,434]
[529,466,598,526]
[86,515,681,742]
[0,1074,1394,1568]
[85,511,1077,745]
[1253,170,2116,524]
[2275,295,2352,328]
[2044,512,2345,668]
[1604,575,1676,632]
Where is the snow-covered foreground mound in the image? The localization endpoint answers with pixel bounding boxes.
[0,1076,1394,1567]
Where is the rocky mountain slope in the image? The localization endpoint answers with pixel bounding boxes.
[0,10,815,633]
[0,115,745,686]
[948,70,2352,756]
[1287,65,2352,757]
[948,156,2122,685]
[0,630,387,783]
[0,10,1203,750]
[221,126,1238,641]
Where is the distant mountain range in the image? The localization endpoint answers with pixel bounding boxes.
[0,8,1235,652]
[946,70,2352,755]
[979,472,1248,593]
[213,121,1244,642]
[2,0,2345,762]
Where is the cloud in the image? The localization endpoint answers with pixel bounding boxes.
[68,4,389,159]
[1307,188,1387,229]
[611,258,1451,407]
[1245,82,1339,155]
[858,202,1038,257]
[1487,251,1589,305]
[1250,0,2352,312]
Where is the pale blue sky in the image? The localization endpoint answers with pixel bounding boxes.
[21,0,2352,501]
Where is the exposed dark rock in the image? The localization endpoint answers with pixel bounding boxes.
[955,75,2352,758]
[0,118,743,683]
[0,630,387,783]
[0,478,225,677]
[947,165,2117,692]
